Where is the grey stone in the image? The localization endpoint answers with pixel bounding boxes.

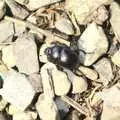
[94,58,113,85]
[13,32,39,74]
[78,22,108,66]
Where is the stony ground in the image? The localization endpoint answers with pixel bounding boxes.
[0,0,120,120]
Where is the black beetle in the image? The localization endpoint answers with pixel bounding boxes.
[44,44,79,70]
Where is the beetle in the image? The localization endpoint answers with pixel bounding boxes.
[44,44,80,70]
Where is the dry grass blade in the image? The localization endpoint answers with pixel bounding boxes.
[61,95,88,116]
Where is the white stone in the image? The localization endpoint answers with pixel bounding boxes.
[0,70,35,111]
[78,22,108,66]
[13,32,39,74]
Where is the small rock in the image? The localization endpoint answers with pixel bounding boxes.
[0,70,35,111]
[78,22,108,66]
[27,13,37,24]
[2,45,16,68]
[26,0,63,11]
[111,49,120,67]
[55,97,69,119]
[0,20,14,43]
[55,18,74,35]
[78,66,98,80]
[13,111,37,120]
[64,69,87,94]
[28,73,43,93]
[52,69,71,96]
[14,0,28,5]
[13,32,39,74]
[5,0,29,19]
[36,94,60,120]
[0,0,6,20]
[65,0,112,24]
[110,1,120,42]
[94,58,113,85]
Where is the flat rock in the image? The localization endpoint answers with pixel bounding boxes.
[110,2,120,42]
[55,18,74,35]
[13,32,39,74]
[78,22,108,66]
[94,58,113,85]
[52,69,71,96]
[111,49,120,67]
[2,45,16,68]
[36,94,60,120]
[65,0,112,24]
[0,70,35,111]
[26,0,63,11]
[0,20,14,43]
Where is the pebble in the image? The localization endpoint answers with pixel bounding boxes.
[110,2,120,42]
[26,0,63,11]
[36,94,60,120]
[0,70,35,111]
[78,22,108,66]
[2,45,16,68]
[93,58,113,85]
[0,20,14,43]
[78,66,98,80]
[65,0,112,24]
[28,73,43,93]
[5,0,29,19]
[0,0,6,20]
[55,18,74,35]
[64,69,87,94]
[13,32,39,74]
[52,69,71,96]
[111,50,120,67]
